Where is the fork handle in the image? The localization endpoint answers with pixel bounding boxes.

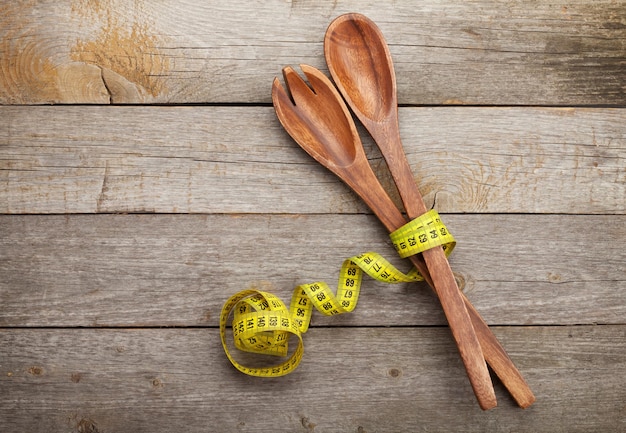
[404,253,535,408]
[359,173,536,407]
[384,129,497,410]
[343,153,535,408]
[345,155,495,409]
[374,122,534,408]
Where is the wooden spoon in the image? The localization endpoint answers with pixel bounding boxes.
[323,15,497,410]
[325,13,534,408]
[272,65,497,410]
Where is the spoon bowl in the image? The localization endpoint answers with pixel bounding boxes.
[324,14,396,122]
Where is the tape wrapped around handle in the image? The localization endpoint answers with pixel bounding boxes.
[220,210,455,377]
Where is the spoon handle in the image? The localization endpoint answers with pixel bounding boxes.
[340,143,535,408]
[365,118,535,408]
[382,124,498,410]
[339,143,535,408]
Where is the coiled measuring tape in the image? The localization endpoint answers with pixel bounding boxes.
[220,209,455,377]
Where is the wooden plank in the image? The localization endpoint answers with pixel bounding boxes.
[1,214,623,327]
[1,1,624,105]
[0,326,624,432]
[1,106,624,214]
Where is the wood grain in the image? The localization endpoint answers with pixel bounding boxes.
[1,214,623,327]
[1,0,624,105]
[1,106,623,214]
[1,326,624,432]
[1,1,625,427]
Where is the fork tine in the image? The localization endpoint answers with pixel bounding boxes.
[272,77,292,109]
[282,66,316,106]
[300,64,355,121]
[300,65,330,95]
[272,76,302,137]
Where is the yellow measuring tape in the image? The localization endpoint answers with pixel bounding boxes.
[220,210,455,377]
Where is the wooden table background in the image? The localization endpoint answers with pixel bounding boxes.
[1,1,625,432]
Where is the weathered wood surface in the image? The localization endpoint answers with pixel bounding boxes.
[1,106,624,214]
[1,214,624,328]
[1,0,625,430]
[1,0,625,105]
[1,327,624,433]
